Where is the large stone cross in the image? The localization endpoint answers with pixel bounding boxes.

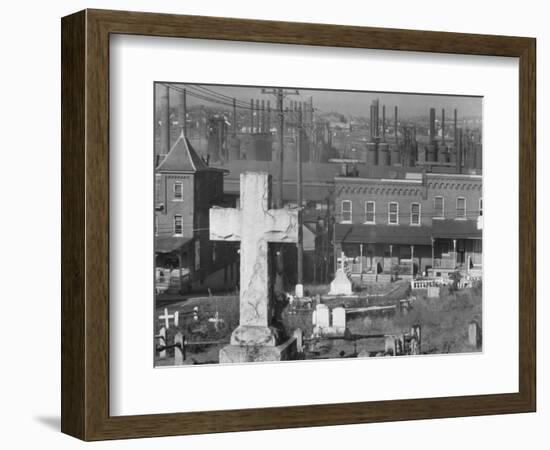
[210,172,298,347]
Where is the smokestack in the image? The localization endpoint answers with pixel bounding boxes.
[266,100,271,132]
[250,98,254,133]
[255,99,260,132]
[441,108,446,144]
[375,99,380,139]
[394,106,398,144]
[370,104,375,140]
[429,108,436,143]
[382,105,386,142]
[454,108,458,167]
[456,128,463,174]
[159,84,170,154]
[261,99,265,132]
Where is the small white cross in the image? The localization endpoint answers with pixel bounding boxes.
[208,311,224,331]
[158,308,178,328]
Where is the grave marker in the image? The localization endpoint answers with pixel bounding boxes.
[174,332,185,365]
[158,326,167,359]
[328,253,353,296]
[427,286,440,298]
[314,303,330,328]
[332,307,346,332]
[210,172,299,362]
[468,321,481,349]
[293,329,303,353]
[159,308,177,328]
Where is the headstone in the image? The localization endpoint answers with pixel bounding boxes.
[427,286,440,298]
[328,269,353,296]
[210,172,299,363]
[384,335,397,356]
[158,326,167,359]
[468,321,481,349]
[174,332,184,365]
[295,284,304,299]
[411,324,421,350]
[293,329,303,353]
[332,307,346,332]
[315,303,330,328]
[410,337,419,355]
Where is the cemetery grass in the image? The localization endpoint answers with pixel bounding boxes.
[155,282,482,365]
[347,283,483,355]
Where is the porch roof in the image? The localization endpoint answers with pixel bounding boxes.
[432,219,482,239]
[335,224,432,245]
[155,236,192,254]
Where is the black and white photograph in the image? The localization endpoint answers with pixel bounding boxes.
[153,83,483,366]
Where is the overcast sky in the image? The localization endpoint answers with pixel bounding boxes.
[164,82,482,119]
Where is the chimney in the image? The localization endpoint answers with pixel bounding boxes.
[375,99,380,139]
[394,106,398,144]
[441,108,445,144]
[429,108,436,143]
[266,100,271,132]
[250,99,254,133]
[260,99,265,133]
[454,109,458,169]
[159,84,170,154]
[382,105,386,142]
[255,99,260,132]
[456,127,463,174]
[370,103,375,140]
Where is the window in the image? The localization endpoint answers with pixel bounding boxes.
[410,203,421,225]
[388,202,399,225]
[173,181,183,201]
[174,215,183,235]
[479,198,483,216]
[365,201,375,224]
[434,196,444,218]
[456,197,466,219]
[341,200,352,223]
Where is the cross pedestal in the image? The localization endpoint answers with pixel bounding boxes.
[210,172,299,363]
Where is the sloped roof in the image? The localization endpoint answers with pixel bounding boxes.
[155,236,192,254]
[336,224,432,245]
[156,131,211,173]
[432,219,482,239]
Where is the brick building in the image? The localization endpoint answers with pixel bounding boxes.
[334,170,482,281]
[155,131,238,293]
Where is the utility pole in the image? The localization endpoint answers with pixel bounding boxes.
[261,88,300,297]
[178,88,187,136]
[159,84,170,154]
[232,98,237,135]
[261,87,299,208]
[296,104,304,289]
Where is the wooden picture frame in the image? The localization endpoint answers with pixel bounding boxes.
[61,9,536,441]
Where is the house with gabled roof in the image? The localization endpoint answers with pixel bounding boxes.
[155,131,238,294]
